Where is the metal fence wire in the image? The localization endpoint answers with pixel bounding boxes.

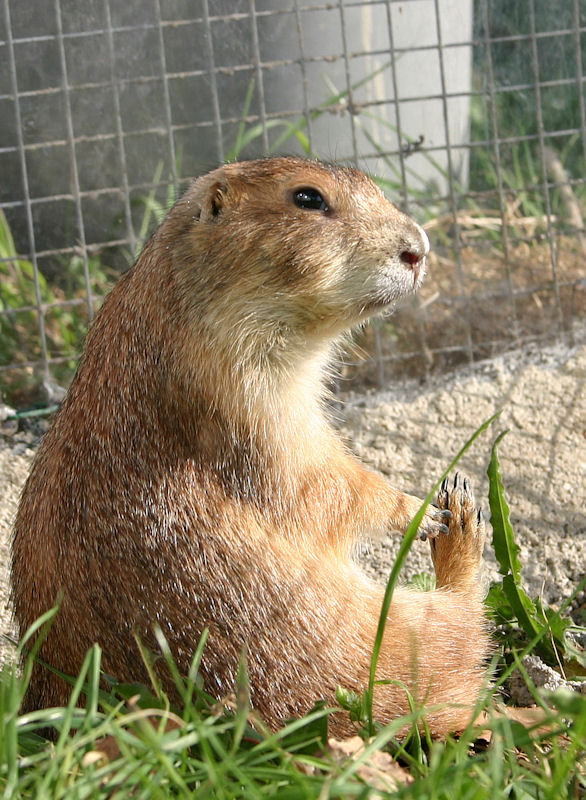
[1,0,585,407]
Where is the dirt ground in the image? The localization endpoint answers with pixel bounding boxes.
[1,331,585,670]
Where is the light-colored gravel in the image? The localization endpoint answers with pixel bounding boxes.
[1,333,585,670]
[1,439,38,668]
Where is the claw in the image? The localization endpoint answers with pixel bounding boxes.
[477,508,484,523]
[463,476,471,493]
[454,472,461,488]
[440,476,449,492]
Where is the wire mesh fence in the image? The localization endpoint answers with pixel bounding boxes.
[1,0,585,408]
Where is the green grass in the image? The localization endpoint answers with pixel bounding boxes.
[0,207,112,406]
[1,428,584,798]
[2,670,584,799]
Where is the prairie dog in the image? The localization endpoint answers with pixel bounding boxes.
[11,157,489,736]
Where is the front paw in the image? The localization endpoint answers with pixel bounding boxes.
[417,504,452,541]
[430,472,486,591]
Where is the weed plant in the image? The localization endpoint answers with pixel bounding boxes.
[1,426,584,798]
[0,209,56,369]
[470,0,586,222]
[0,207,112,405]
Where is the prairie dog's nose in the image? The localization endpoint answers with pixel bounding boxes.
[399,224,430,269]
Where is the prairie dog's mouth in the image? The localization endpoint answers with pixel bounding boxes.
[361,254,427,317]
[412,260,422,286]
[412,256,428,288]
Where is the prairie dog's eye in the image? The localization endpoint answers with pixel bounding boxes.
[292,187,329,212]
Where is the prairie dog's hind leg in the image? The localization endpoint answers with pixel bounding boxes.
[430,474,486,594]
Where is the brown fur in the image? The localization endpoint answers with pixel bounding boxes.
[11,157,489,736]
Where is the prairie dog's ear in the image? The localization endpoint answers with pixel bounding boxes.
[199,180,229,222]
[190,167,244,223]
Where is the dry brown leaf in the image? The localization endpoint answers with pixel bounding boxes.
[81,749,111,768]
[472,703,566,751]
[83,701,185,765]
[327,735,413,792]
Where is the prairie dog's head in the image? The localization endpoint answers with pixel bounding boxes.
[170,157,429,345]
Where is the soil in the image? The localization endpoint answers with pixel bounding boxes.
[1,331,585,672]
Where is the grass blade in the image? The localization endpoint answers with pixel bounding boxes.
[487,431,586,671]
[366,411,501,734]
[488,430,521,580]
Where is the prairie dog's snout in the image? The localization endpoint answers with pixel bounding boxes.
[400,222,429,266]
[398,222,430,284]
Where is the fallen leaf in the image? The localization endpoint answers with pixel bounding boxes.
[327,736,413,791]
